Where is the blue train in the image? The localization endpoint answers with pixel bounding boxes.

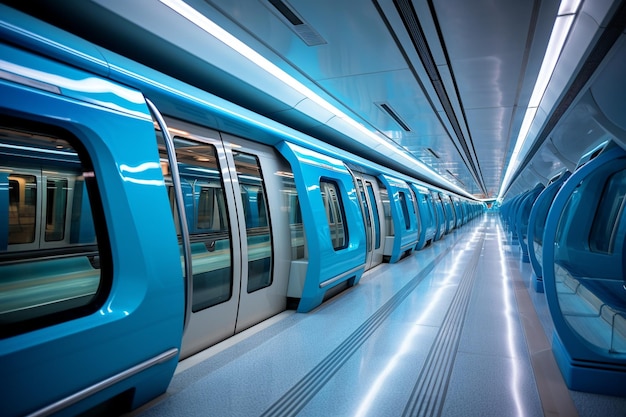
[0,6,484,416]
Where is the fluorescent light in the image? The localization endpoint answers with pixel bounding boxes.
[159,0,470,196]
[558,0,582,15]
[528,15,575,107]
[497,0,578,199]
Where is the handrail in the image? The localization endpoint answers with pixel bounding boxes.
[145,98,193,332]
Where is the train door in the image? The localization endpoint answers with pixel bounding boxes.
[220,133,291,332]
[353,173,385,270]
[156,117,290,358]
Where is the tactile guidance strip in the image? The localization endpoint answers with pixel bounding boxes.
[261,241,461,417]
[402,231,485,417]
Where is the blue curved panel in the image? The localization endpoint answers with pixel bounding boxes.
[543,142,626,396]
[432,190,446,241]
[439,193,455,234]
[527,171,570,291]
[378,175,419,263]
[0,49,183,415]
[516,183,545,263]
[410,183,436,250]
[276,141,365,312]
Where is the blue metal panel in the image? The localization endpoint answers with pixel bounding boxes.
[432,191,446,241]
[440,192,455,233]
[379,175,419,263]
[410,183,436,250]
[527,171,570,291]
[542,142,626,396]
[515,183,545,263]
[0,45,183,415]
[276,141,365,312]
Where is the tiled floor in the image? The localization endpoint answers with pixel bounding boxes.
[129,214,626,417]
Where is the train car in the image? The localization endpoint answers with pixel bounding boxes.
[0,5,482,415]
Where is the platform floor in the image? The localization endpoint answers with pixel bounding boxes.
[129,214,626,417]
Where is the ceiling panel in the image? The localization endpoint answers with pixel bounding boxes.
[6,0,610,200]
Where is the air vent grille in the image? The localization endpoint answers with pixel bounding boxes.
[446,169,465,186]
[377,102,411,132]
[427,147,440,159]
[265,0,327,46]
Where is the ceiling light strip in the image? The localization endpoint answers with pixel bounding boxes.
[497,0,581,201]
[159,0,472,195]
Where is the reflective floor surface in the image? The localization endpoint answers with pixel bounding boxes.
[129,213,626,417]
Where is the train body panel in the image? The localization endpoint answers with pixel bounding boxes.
[277,141,366,313]
[527,171,570,289]
[516,184,545,263]
[411,184,437,250]
[0,45,184,415]
[378,174,419,263]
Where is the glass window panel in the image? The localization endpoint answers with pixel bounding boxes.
[554,175,626,354]
[7,175,36,244]
[155,128,232,312]
[356,179,372,252]
[45,177,68,242]
[0,123,102,337]
[589,170,626,254]
[366,182,381,250]
[233,151,273,293]
[283,174,305,260]
[380,185,393,236]
[398,191,410,230]
[321,180,348,250]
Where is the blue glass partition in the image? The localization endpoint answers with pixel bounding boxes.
[515,184,544,263]
[543,142,626,396]
[527,171,570,292]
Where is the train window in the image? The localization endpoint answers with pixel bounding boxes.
[356,179,372,252]
[45,177,68,242]
[379,185,394,236]
[0,121,105,338]
[7,174,37,244]
[233,151,273,293]
[320,179,348,250]
[282,174,305,260]
[398,191,411,230]
[366,182,381,250]
[589,169,626,254]
[156,128,233,313]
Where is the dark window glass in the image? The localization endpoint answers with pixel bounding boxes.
[367,182,381,249]
[233,151,273,293]
[156,129,232,312]
[589,170,626,254]
[320,180,348,250]
[1,123,103,337]
[7,175,36,244]
[45,177,68,242]
[283,174,304,260]
[398,191,411,230]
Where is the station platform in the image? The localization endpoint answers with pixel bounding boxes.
[128,214,626,417]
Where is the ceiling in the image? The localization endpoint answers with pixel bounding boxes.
[3,0,610,199]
